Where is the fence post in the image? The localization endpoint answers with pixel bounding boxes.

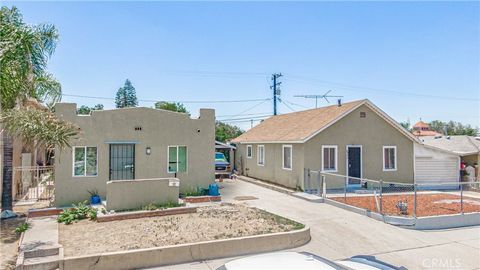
[379,180,383,215]
[413,183,417,219]
[316,172,321,196]
[303,168,307,192]
[322,175,326,199]
[460,183,464,215]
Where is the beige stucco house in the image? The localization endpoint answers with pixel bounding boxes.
[54,103,215,207]
[232,99,420,190]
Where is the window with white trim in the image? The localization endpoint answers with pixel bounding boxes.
[246,145,252,158]
[322,145,337,172]
[168,146,187,173]
[282,145,292,170]
[73,147,97,176]
[257,145,265,166]
[383,146,397,171]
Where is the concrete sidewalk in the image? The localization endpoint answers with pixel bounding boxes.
[147,179,480,270]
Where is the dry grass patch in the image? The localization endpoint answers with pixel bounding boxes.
[59,203,304,257]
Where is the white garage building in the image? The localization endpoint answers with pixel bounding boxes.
[414,144,460,187]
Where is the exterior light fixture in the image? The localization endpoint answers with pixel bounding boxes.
[146,147,151,155]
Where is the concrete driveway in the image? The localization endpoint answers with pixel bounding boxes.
[148,179,480,270]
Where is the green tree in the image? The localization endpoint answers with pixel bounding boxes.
[92,104,104,110]
[216,121,244,142]
[0,6,69,211]
[115,79,138,108]
[154,101,188,113]
[399,121,411,131]
[429,120,478,136]
[77,104,104,115]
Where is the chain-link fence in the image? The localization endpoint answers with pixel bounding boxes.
[303,169,480,218]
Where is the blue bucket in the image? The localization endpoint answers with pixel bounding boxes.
[208,183,220,196]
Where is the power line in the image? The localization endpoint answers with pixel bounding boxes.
[283,99,309,109]
[279,98,296,112]
[62,93,270,104]
[222,99,271,119]
[217,112,272,118]
[285,74,478,102]
[218,114,272,122]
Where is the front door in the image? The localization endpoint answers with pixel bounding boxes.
[347,146,361,187]
[109,144,135,180]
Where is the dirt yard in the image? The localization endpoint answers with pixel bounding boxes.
[1,216,26,270]
[331,193,480,217]
[59,203,304,257]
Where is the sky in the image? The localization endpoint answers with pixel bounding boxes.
[4,1,479,130]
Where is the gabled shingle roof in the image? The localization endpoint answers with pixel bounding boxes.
[421,136,480,156]
[232,100,366,143]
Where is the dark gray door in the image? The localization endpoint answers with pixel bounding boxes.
[109,144,135,180]
[347,146,361,186]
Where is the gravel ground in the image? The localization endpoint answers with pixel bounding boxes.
[59,203,304,257]
[331,193,480,217]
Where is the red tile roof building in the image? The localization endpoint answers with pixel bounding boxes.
[412,121,441,137]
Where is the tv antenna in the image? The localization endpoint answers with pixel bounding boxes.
[294,90,343,108]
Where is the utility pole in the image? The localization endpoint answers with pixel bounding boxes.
[271,73,282,115]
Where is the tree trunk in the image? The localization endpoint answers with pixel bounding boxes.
[1,132,13,211]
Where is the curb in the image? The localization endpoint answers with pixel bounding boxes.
[183,196,221,203]
[62,227,311,270]
[238,176,295,195]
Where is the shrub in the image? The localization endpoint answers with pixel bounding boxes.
[182,188,207,197]
[15,223,29,234]
[141,201,183,211]
[57,201,97,225]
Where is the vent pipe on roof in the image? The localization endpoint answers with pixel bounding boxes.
[337,99,342,107]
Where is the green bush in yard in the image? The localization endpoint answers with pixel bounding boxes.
[57,201,97,225]
[15,222,29,234]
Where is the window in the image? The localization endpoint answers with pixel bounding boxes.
[168,146,187,173]
[257,145,265,166]
[383,146,397,171]
[73,147,97,176]
[247,145,253,158]
[282,145,292,170]
[360,112,366,118]
[322,145,337,172]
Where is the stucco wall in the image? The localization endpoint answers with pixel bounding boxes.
[304,104,414,184]
[54,103,215,207]
[236,143,304,189]
[235,104,414,189]
[106,178,179,211]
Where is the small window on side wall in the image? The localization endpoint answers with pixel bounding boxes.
[73,146,97,177]
[282,145,292,170]
[257,145,265,166]
[246,145,252,158]
[383,146,397,171]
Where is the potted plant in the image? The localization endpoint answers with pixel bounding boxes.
[88,189,101,205]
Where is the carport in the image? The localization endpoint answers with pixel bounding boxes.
[215,141,236,170]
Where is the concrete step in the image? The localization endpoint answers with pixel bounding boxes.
[23,245,60,259]
[22,254,59,270]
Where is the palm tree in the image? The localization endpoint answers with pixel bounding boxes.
[1,6,64,211]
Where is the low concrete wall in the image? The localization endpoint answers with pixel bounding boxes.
[106,178,179,211]
[324,198,480,230]
[61,227,310,270]
[412,213,480,230]
[97,206,197,222]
